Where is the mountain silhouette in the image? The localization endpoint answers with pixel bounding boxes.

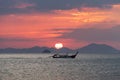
[52,47,73,53]
[77,43,119,53]
[0,43,119,53]
[0,46,50,53]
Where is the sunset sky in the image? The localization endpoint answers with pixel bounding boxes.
[0,0,120,49]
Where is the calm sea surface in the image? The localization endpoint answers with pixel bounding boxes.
[0,53,120,80]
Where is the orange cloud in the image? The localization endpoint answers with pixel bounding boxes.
[109,4,120,23]
[0,4,120,48]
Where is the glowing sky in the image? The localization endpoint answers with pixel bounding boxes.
[0,0,120,49]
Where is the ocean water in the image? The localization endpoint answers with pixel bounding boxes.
[0,53,120,80]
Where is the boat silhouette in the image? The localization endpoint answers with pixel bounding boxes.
[52,51,78,58]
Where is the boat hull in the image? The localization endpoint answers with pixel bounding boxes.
[52,52,78,58]
[52,55,76,58]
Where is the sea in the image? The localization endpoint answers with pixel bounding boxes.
[0,53,120,80]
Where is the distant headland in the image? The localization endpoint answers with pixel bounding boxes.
[0,43,119,54]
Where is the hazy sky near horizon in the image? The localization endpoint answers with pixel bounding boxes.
[0,0,120,49]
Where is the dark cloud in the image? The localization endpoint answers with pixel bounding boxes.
[0,38,36,42]
[0,0,35,15]
[0,0,120,15]
[27,0,120,10]
[0,0,15,8]
[58,26,120,42]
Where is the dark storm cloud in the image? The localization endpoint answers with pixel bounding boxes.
[58,26,120,42]
[0,0,120,15]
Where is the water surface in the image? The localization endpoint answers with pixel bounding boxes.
[0,53,120,80]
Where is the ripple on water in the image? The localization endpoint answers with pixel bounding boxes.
[0,53,120,80]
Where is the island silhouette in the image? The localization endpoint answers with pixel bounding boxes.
[0,43,119,54]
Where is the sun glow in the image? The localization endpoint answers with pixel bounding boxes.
[55,43,63,49]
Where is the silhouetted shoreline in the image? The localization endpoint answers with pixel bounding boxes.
[0,43,119,54]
